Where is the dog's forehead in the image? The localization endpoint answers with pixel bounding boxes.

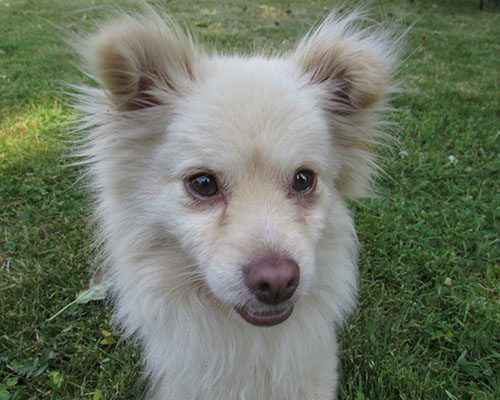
[166,57,333,176]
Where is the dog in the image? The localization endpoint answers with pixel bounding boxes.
[74,6,398,399]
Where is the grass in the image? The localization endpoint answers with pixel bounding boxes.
[1,0,499,399]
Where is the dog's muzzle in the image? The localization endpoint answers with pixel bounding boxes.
[236,257,299,326]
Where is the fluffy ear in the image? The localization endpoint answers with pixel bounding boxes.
[293,11,398,197]
[79,10,199,111]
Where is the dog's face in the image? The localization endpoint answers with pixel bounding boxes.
[81,11,393,326]
[156,59,336,325]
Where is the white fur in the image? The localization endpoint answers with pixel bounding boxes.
[73,7,398,400]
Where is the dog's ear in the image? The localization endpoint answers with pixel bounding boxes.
[293,11,397,197]
[79,11,199,111]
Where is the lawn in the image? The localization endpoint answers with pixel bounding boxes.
[1,0,499,399]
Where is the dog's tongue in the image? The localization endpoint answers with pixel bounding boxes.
[236,305,293,327]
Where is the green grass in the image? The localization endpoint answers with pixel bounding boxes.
[1,0,499,399]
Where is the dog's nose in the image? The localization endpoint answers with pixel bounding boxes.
[243,258,299,304]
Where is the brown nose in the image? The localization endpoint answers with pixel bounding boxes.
[243,257,300,305]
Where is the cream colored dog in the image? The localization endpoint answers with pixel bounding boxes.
[75,7,397,400]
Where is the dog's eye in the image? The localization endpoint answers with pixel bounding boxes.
[188,173,219,198]
[292,170,316,193]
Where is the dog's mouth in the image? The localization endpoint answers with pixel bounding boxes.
[235,304,294,327]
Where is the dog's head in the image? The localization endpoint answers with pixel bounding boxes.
[79,9,396,326]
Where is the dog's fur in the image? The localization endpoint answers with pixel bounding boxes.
[74,7,398,400]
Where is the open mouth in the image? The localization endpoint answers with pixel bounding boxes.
[235,304,294,327]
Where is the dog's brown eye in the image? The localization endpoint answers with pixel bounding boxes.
[188,173,218,198]
[292,170,316,193]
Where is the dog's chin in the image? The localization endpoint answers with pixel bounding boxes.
[235,304,294,327]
